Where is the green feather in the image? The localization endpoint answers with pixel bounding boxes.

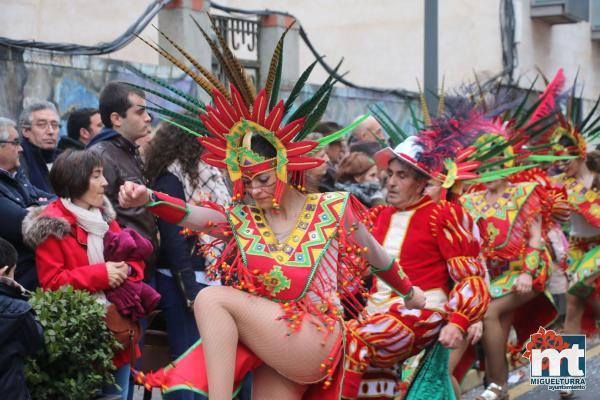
[523,115,558,138]
[569,70,580,124]
[124,82,202,115]
[527,155,577,162]
[525,143,553,152]
[144,104,209,135]
[474,154,520,171]
[295,84,335,140]
[511,76,539,121]
[407,102,423,131]
[284,59,319,114]
[465,165,539,184]
[471,134,505,154]
[588,128,600,142]
[316,114,369,148]
[371,112,399,146]
[370,104,408,146]
[514,93,548,129]
[156,115,204,138]
[125,66,204,108]
[584,114,600,136]
[580,95,600,133]
[266,24,293,111]
[288,60,343,123]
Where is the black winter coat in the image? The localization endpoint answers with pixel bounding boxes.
[0,169,54,289]
[0,278,44,400]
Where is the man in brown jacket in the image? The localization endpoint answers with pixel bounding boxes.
[87,82,159,280]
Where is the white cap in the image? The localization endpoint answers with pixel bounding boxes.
[373,136,432,177]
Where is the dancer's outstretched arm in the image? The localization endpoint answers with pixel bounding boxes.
[351,219,426,310]
[119,181,226,234]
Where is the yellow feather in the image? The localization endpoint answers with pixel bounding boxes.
[416,79,432,126]
[209,15,255,105]
[265,23,293,99]
[191,15,247,103]
[137,35,215,96]
[438,75,445,116]
[155,27,229,100]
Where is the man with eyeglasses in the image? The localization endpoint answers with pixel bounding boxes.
[18,101,61,193]
[0,117,55,290]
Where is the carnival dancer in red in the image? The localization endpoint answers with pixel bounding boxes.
[458,121,561,400]
[546,92,600,341]
[119,19,428,400]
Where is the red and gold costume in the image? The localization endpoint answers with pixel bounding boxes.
[140,189,416,399]
[345,196,489,399]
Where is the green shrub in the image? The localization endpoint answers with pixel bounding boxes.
[25,286,120,400]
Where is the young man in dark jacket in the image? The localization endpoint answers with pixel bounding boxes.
[0,117,54,290]
[0,237,44,400]
[57,107,103,152]
[88,82,159,279]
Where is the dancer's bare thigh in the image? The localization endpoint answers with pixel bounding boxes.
[196,286,341,384]
[251,365,308,400]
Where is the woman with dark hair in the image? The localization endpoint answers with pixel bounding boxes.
[144,122,231,400]
[334,152,384,207]
[22,149,153,399]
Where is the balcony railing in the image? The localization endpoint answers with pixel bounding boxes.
[211,14,260,86]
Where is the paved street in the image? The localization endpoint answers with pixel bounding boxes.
[134,341,600,400]
[463,341,600,400]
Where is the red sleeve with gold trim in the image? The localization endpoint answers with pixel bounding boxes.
[431,201,490,332]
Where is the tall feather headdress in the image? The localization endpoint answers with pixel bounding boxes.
[130,17,350,207]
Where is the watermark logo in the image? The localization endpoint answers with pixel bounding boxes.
[523,327,586,391]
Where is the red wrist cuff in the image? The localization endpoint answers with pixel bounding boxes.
[371,260,413,298]
[448,312,470,333]
[146,191,190,225]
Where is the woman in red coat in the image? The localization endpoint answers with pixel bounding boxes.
[23,149,147,399]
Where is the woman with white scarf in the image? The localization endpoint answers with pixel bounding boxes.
[23,150,147,399]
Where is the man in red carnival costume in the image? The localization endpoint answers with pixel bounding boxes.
[342,135,490,399]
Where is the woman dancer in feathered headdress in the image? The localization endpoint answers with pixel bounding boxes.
[118,18,428,399]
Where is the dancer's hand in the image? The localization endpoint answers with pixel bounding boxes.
[119,181,150,208]
[466,321,483,345]
[513,273,533,294]
[438,324,463,349]
[404,286,426,310]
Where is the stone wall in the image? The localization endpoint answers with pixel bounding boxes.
[0,45,416,136]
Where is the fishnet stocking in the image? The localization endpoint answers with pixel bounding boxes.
[564,293,586,334]
[194,285,341,400]
[251,365,308,400]
[481,291,537,385]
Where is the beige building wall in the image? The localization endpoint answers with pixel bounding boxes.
[0,0,160,64]
[0,0,598,99]
[219,0,504,94]
[514,0,600,100]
